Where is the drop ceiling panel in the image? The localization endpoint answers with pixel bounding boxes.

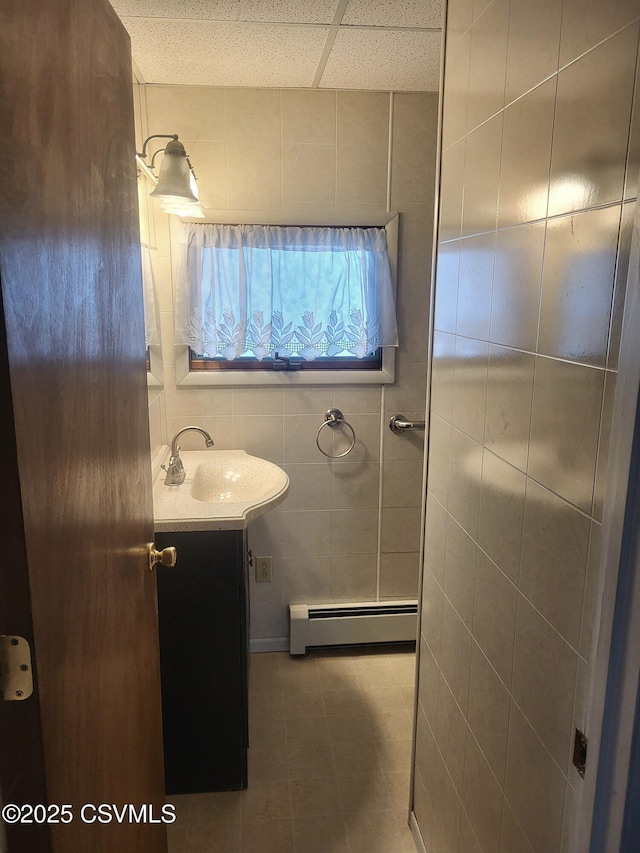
[320,29,441,91]
[111,0,340,24]
[121,18,329,86]
[341,0,442,29]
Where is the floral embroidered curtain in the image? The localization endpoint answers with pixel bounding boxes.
[141,244,159,348]
[174,223,398,361]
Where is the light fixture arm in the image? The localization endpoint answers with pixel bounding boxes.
[184,155,197,180]
[137,133,178,162]
[137,134,199,181]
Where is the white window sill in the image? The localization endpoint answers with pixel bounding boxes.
[146,344,164,388]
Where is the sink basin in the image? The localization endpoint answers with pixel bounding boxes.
[152,448,289,531]
[191,456,284,504]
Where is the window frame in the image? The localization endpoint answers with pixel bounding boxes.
[172,210,399,387]
[147,344,164,387]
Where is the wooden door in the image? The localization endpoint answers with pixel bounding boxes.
[0,1,166,851]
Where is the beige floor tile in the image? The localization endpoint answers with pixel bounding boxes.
[384,770,412,811]
[249,652,282,680]
[187,822,241,852]
[321,686,370,715]
[314,652,358,683]
[167,821,189,853]
[400,683,417,709]
[177,649,417,852]
[248,689,285,721]
[383,652,419,687]
[337,773,394,813]
[248,746,290,782]
[326,712,376,743]
[376,738,414,774]
[187,792,243,826]
[281,686,325,718]
[249,713,286,748]
[278,654,322,688]
[345,808,415,853]
[352,657,398,688]
[241,819,295,852]
[290,776,343,817]
[293,815,351,853]
[331,739,386,776]
[241,780,292,822]
[284,714,331,746]
[373,707,415,742]
[286,742,337,780]
[359,684,408,712]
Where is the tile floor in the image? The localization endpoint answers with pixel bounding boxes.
[167,645,417,852]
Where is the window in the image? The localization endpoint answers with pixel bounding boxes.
[173,215,399,386]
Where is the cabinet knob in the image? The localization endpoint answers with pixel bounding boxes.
[147,543,177,571]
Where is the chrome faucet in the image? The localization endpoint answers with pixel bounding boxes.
[163,426,214,485]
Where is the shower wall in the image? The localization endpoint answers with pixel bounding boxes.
[413,1,640,851]
[140,86,438,642]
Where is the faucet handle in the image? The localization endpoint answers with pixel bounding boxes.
[162,453,186,485]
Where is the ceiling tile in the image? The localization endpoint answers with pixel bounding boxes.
[320,29,441,91]
[341,0,443,29]
[111,0,340,24]
[121,18,329,86]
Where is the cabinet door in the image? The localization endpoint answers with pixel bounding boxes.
[155,530,247,793]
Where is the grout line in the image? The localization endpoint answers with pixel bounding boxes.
[378,92,392,598]
[335,91,338,208]
[435,326,615,374]
[279,89,284,209]
[386,91,394,213]
[440,197,631,245]
[376,385,386,602]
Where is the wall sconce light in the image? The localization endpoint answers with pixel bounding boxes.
[136,134,204,218]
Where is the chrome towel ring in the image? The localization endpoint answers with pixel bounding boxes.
[316,408,356,458]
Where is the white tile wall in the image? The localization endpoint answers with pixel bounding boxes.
[414,4,640,851]
[140,85,439,640]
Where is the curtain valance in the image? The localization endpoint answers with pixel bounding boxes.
[174,222,398,361]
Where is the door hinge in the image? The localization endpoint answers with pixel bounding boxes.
[573,727,588,778]
[0,635,34,701]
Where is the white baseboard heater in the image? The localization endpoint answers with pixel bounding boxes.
[289,600,418,655]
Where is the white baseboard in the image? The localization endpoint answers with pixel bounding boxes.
[249,637,290,654]
[410,811,427,853]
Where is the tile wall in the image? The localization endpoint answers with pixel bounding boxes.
[413,1,640,851]
[139,86,438,642]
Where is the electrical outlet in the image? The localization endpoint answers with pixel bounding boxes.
[255,556,272,583]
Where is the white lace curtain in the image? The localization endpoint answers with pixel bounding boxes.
[141,244,159,348]
[174,222,398,360]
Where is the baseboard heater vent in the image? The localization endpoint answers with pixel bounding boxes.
[289,601,418,655]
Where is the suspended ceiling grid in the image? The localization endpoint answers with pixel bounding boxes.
[111,0,443,91]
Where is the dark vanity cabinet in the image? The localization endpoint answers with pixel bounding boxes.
[154,529,248,794]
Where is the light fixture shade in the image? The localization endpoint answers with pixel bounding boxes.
[160,168,204,218]
[149,136,197,203]
[161,202,206,219]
